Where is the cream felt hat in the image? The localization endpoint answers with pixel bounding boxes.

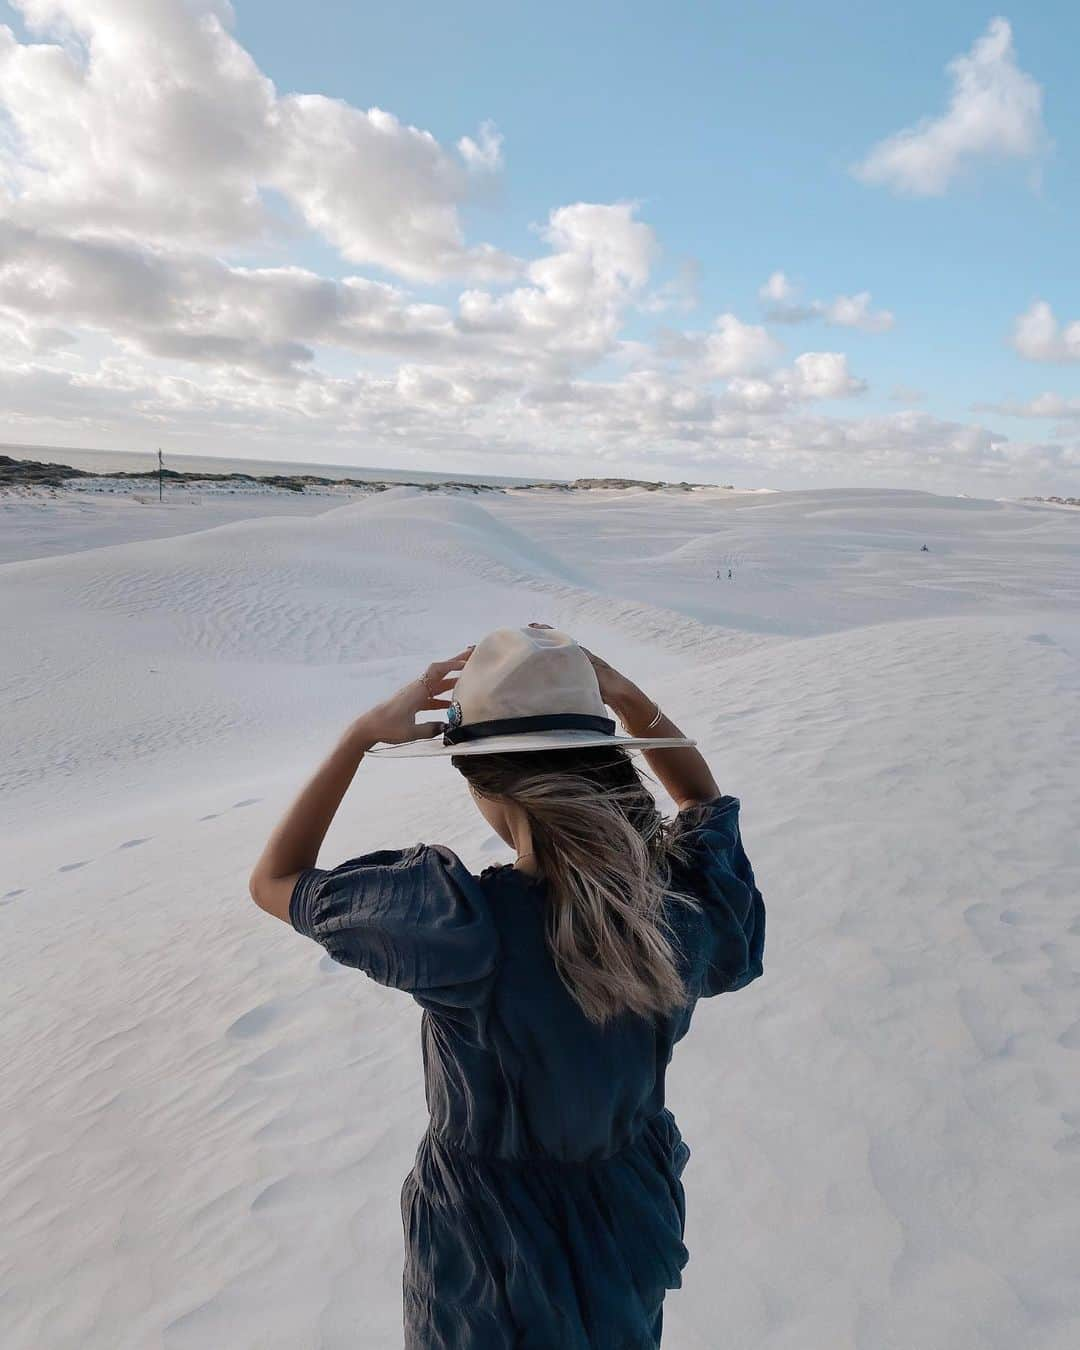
[367,626,696,758]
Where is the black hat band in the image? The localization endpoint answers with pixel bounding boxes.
[443,713,617,747]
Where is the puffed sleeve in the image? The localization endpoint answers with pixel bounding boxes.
[289,843,499,1012]
[672,795,765,997]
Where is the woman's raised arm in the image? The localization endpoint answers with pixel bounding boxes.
[610,683,720,811]
[248,649,470,922]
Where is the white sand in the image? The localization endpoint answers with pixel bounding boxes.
[1,483,1078,1350]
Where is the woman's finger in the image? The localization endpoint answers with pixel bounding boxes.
[578,644,609,671]
[424,698,451,710]
[432,665,470,690]
[430,648,474,676]
[423,672,460,695]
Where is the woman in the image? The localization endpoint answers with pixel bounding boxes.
[250,624,765,1349]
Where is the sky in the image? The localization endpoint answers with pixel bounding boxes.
[1,1,1079,494]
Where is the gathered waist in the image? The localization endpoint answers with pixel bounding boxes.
[421,1107,687,1173]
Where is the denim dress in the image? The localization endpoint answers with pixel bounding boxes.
[290,794,765,1349]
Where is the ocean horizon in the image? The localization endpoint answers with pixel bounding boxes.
[0,441,560,488]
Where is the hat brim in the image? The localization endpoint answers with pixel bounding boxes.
[366,729,696,758]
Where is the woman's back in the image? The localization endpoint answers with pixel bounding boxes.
[289,793,764,1348]
[422,794,762,1164]
[430,859,676,1163]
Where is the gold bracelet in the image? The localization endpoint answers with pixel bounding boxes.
[616,698,663,734]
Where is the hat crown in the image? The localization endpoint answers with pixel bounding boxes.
[453,627,605,727]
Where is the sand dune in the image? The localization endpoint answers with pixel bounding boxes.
[2,485,1078,1349]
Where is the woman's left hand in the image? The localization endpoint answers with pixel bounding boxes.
[353,647,474,747]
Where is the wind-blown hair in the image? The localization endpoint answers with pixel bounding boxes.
[452,746,698,1026]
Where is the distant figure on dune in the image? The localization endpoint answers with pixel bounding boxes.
[250,624,766,1349]
[921,544,930,552]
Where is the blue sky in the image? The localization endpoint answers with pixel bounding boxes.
[1,1,1078,492]
[236,0,1078,425]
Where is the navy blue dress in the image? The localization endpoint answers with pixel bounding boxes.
[290,794,765,1349]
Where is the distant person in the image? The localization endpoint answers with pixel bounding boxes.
[921,544,930,552]
[728,568,733,579]
[251,624,766,1349]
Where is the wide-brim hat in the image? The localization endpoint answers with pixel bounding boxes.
[368,626,696,758]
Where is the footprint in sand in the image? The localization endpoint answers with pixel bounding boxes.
[225,998,287,1040]
[962,901,1003,956]
[58,860,90,873]
[198,799,260,822]
[117,837,151,850]
[1059,1021,1080,1050]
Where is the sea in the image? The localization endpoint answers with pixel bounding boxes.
[0,442,555,488]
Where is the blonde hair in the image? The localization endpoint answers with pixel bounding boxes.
[453,747,696,1025]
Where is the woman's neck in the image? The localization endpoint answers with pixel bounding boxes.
[508,807,538,875]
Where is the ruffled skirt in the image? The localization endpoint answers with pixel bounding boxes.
[400,1109,690,1349]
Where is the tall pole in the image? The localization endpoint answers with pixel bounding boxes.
[158,448,163,503]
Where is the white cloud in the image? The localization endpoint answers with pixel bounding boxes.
[784,351,866,400]
[272,99,515,282]
[977,392,1080,419]
[853,18,1047,196]
[641,257,702,315]
[1010,301,1080,363]
[458,202,658,365]
[0,0,514,282]
[724,352,865,412]
[698,314,783,378]
[457,121,504,172]
[759,271,796,304]
[0,204,668,379]
[0,305,77,357]
[0,221,466,375]
[821,292,895,333]
[759,274,894,332]
[2,343,1074,494]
